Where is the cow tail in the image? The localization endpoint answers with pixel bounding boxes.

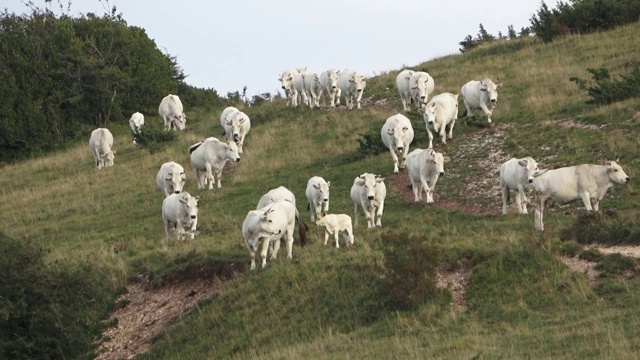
[296,210,308,247]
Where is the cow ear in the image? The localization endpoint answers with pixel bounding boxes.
[165,175,172,182]
[226,120,232,125]
[326,181,330,187]
[195,196,201,203]
[179,197,188,204]
[375,177,385,183]
[387,128,394,135]
[239,118,245,123]
[443,156,451,163]
[402,126,408,131]
[417,108,425,114]
[496,83,503,88]
[355,178,365,186]
[518,159,528,167]
[313,184,320,190]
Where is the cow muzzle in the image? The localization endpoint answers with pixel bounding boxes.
[528,178,534,183]
[397,146,403,151]
[439,171,445,176]
[190,215,197,219]
[367,195,374,200]
[281,86,286,90]
[233,134,240,142]
[323,198,328,202]
[235,157,241,162]
[175,190,181,194]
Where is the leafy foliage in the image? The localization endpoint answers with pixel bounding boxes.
[0,232,117,359]
[531,0,640,42]
[570,62,640,104]
[0,9,213,165]
[459,23,531,53]
[131,117,177,153]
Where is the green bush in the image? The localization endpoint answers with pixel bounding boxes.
[357,128,387,157]
[0,232,117,359]
[378,232,440,310]
[132,119,177,153]
[595,253,636,275]
[570,62,640,104]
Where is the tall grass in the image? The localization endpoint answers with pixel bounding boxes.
[1,21,640,359]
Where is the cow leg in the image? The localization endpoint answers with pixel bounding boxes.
[364,206,374,228]
[164,219,171,239]
[271,239,281,260]
[480,103,493,123]
[448,118,456,139]
[400,146,409,169]
[427,128,434,149]
[580,191,593,211]
[421,177,433,203]
[352,204,358,226]
[215,169,223,188]
[515,189,524,215]
[593,199,600,212]
[501,186,510,215]
[410,177,421,202]
[439,125,448,145]
[260,239,270,269]
[204,163,214,190]
[375,201,384,227]
[286,225,295,259]
[356,92,363,110]
[334,229,340,249]
[390,149,400,173]
[189,217,197,239]
[175,221,185,240]
[324,228,330,245]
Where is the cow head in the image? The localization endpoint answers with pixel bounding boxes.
[278,71,295,91]
[166,171,187,194]
[172,113,186,131]
[179,193,200,220]
[518,157,540,183]
[313,181,331,202]
[411,73,430,105]
[225,141,241,162]
[326,70,340,90]
[356,173,385,200]
[423,101,439,128]
[261,207,283,235]
[104,150,115,168]
[387,126,409,153]
[225,112,246,143]
[315,212,328,226]
[426,149,450,176]
[480,79,502,108]
[607,161,630,184]
[350,73,367,92]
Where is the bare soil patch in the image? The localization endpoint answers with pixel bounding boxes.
[436,264,471,314]
[96,263,241,360]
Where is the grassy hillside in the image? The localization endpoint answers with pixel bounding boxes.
[2,22,640,359]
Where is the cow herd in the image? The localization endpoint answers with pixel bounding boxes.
[86,66,631,270]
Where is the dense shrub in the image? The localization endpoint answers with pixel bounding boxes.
[357,128,387,157]
[531,0,640,42]
[560,210,640,246]
[0,232,117,359]
[0,9,186,165]
[595,253,636,275]
[570,62,640,104]
[378,232,440,310]
[131,119,177,153]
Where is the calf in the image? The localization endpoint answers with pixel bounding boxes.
[156,161,187,197]
[162,192,200,240]
[381,114,415,173]
[89,128,115,170]
[532,161,630,231]
[305,176,330,221]
[189,137,240,190]
[350,173,386,228]
[315,213,354,248]
[500,157,539,215]
[421,93,459,148]
[406,148,450,203]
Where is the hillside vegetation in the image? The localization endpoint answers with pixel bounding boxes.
[1,20,640,359]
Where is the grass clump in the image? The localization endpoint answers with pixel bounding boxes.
[377,232,440,311]
[595,253,637,276]
[560,210,639,246]
[131,120,177,153]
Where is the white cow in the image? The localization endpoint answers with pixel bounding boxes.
[220,106,251,154]
[257,186,296,209]
[189,137,240,189]
[303,73,323,108]
[395,69,414,112]
[338,69,367,110]
[158,94,186,131]
[460,78,502,123]
[129,111,144,133]
[409,71,435,110]
[162,192,200,240]
[242,199,308,270]
[406,148,450,203]
[305,176,330,222]
[499,157,540,215]
[315,213,354,248]
[278,67,307,106]
[319,69,341,107]
[156,161,187,197]
[89,128,115,170]
[421,93,459,149]
[350,173,387,228]
[292,72,309,107]
[532,161,630,231]
[381,114,415,173]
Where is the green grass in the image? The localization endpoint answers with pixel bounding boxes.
[2,21,640,359]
